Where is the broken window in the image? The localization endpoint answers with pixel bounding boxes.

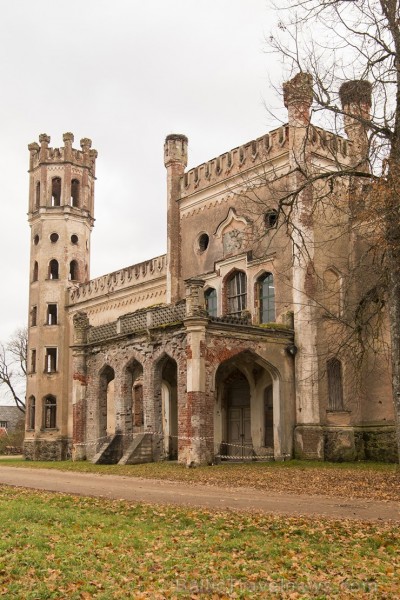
[198,233,209,252]
[31,306,37,327]
[327,358,344,411]
[45,347,57,373]
[32,261,38,282]
[69,260,79,281]
[259,273,275,323]
[205,288,217,317]
[27,396,36,430]
[51,177,61,206]
[227,271,247,315]
[44,395,57,428]
[264,209,278,229]
[70,179,80,207]
[31,349,36,373]
[49,259,59,280]
[47,304,58,325]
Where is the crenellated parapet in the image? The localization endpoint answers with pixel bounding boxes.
[181,124,351,197]
[68,255,167,304]
[28,132,98,172]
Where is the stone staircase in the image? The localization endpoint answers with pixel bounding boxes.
[118,433,153,465]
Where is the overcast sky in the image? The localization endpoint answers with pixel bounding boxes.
[0,0,285,345]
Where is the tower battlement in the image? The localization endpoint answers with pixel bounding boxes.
[28,132,98,172]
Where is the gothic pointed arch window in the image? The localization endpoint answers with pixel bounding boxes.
[327,358,344,411]
[205,288,217,317]
[227,271,247,315]
[49,259,59,280]
[71,179,80,207]
[51,177,61,206]
[258,272,275,323]
[44,395,57,428]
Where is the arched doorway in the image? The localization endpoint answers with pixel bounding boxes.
[225,370,252,458]
[123,359,144,433]
[158,356,178,460]
[214,351,279,460]
[98,365,115,440]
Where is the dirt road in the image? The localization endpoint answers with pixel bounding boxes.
[0,465,398,522]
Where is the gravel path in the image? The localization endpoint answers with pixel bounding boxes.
[0,466,398,522]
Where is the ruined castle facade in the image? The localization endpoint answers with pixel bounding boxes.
[24,74,396,464]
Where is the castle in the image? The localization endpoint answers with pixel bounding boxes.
[24,73,396,464]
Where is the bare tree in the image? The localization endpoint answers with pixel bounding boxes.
[262,0,400,459]
[0,327,27,413]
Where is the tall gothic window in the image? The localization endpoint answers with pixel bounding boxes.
[27,396,36,430]
[205,288,217,317]
[259,273,275,323]
[51,177,61,206]
[71,179,80,207]
[227,271,247,315]
[49,259,59,280]
[327,358,344,411]
[44,395,57,428]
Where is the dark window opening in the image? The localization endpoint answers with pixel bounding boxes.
[69,260,79,281]
[44,395,57,428]
[51,177,61,206]
[198,233,209,252]
[47,304,58,325]
[327,358,344,411]
[32,261,38,282]
[49,259,59,280]
[33,234,39,245]
[227,271,247,315]
[45,347,57,373]
[259,273,275,323]
[205,288,217,317]
[31,306,37,327]
[28,396,36,429]
[50,232,59,243]
[31,349,36,373]
[264,209,278,229]
[35,182,40,209]
[71,234,78,244]
[70,179,80,207]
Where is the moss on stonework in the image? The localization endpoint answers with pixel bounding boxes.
[258,322,291,330]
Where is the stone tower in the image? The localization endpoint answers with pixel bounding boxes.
[25,133,97,459]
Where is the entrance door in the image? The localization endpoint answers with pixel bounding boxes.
[226,375,252,458]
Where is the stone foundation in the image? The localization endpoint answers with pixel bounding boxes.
[324,426,397,463]
[294,425,324,460]
[24,438,71,461]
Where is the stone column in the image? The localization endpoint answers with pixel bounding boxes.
[182,279,212,465]
[284,73,324,459]
[71,312,90,460]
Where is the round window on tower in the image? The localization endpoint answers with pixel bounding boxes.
[33,235,39,246]
[50,233,59,243]
[71,234,79,245]
[197,233,209,253]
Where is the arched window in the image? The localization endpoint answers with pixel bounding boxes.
[51,177,61,206]
[35,182,40,209]
[27,396,36,430]
[69,260,79,281]
[49,259,59,280]
[44,395,57,428]
[31,305,37,327]
[71,179,80,207]
[327,358,344,411]
[259,273,275,323]
[205,288,217,317]
[32,261,39,282]
[227,271,247,315]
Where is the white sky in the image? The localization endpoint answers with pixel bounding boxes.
[0,0,284,344]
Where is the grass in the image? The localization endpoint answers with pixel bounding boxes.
[0,486,398,599]
[1,458,399,501]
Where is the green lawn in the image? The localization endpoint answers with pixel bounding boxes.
[0,486,398,599]
[1,457,399,501]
